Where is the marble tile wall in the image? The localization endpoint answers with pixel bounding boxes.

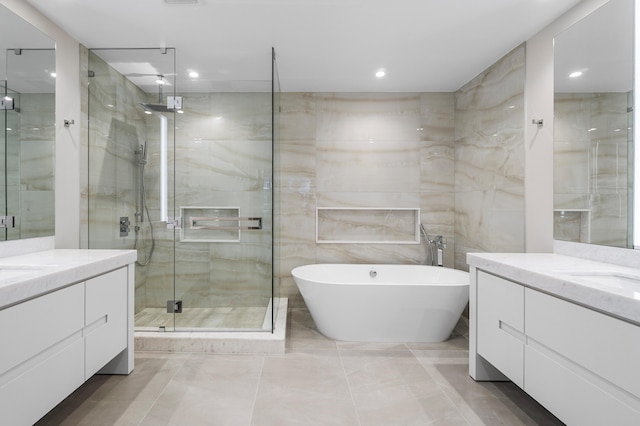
[278,92,456,304]
[453,44,526,270]
[554,92,630,246]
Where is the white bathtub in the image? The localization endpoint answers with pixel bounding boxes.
[292,264,469,343]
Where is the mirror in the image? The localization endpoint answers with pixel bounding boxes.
[0,5,56,241]
[553,0,635,249]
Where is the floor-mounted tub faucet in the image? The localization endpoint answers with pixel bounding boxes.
[419,224,446,267]
[433,234,446,267]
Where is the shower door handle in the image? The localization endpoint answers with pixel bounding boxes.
[166,216,182,229]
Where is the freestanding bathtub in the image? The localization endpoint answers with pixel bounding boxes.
[292,264,469,342]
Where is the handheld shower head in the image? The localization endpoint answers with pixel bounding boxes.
[135,142,148,165]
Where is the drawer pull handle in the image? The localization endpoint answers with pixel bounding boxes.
[499,320,525,342]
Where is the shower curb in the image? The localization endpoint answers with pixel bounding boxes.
[134,298,287,354]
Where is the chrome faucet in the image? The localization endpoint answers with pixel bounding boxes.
[419,224,446,267]
[433,234,446,266]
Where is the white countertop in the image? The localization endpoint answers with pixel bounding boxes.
[0,249,137,309]
[467,252,640,325]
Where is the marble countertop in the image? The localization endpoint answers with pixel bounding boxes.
[467,252,640,325]
[0,249,137,310]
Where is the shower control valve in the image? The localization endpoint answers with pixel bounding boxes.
[119,216,130,237]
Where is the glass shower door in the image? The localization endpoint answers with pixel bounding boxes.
[86,48,177,330]
[173,85,274,331]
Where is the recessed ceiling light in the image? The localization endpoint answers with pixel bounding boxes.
[375,69,386,78]
[156,76,165,85]
[587,127,597,132]
[50,72,56,78]
[569,71,583,78]
[188,71,199,78]
[144,110,152,115]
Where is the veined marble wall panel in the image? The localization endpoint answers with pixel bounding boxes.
[140,227,175,309]
[419,93,456,266]
[316,93,422,193]
[277,93,318,305]
[316,139,421,192]
[178,92,272,141]
[315,243,423,265]
[279,92,317,144]
[277,92,456,306]
[454,44,526,270]
[175,139,272,193]
[317,209,418,243]
[316,93,421,141]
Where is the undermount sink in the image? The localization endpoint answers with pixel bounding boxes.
[561,271,640,292]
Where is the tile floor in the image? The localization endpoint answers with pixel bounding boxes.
[37,308,563,425]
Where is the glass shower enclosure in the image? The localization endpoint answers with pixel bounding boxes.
[85,47,280,332]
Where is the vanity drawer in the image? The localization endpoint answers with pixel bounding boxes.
[525,288,640,400]
[0,283,84,376]
[0,283,86,425]
[477,271,525,387]
[525,344,640,426]
[85,267,128,378]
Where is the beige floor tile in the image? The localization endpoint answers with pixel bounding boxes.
[252,351,359,425]
[36,308,563,426]
[141,354,264,425]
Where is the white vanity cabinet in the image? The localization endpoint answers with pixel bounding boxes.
[0,283,86,426]
[525,288,640,425]
[476,271,524,387]
[470,263,640,425]
[0,264,133,426]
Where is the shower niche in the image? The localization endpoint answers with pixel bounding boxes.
[84,47,281,333]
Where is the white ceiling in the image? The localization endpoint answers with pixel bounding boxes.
[24,0,584,93]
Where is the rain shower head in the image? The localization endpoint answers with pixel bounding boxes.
[140,74,176,113]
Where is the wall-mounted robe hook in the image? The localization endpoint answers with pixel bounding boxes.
[64,119,75,127]
[531,119,544,128]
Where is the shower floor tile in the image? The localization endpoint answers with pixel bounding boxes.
[135,306,268,330]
